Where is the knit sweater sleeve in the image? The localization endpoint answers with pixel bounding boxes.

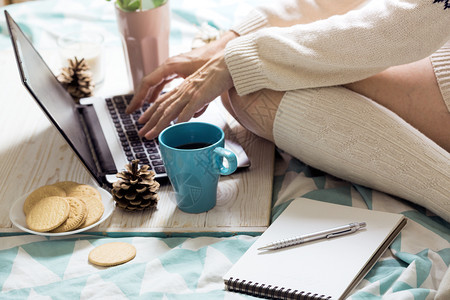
[230,0,369,35]
[225,0,450,96]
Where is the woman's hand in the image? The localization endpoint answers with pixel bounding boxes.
[136,50,234,140]
[126,31,238,114]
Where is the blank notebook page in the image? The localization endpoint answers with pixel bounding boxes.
[223,198,406,299]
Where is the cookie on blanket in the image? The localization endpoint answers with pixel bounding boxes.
[88,242,136,267]
[26,196,70,232]
[23,185,66,215]
[51,197,87,233]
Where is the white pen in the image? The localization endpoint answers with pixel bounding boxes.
[257,222,367,251]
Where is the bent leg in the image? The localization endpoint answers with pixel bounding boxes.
[223,55,450,152]
[345,57,450,152]
[274,86,450,222]
[222,83,450,221]
[220,88,283,142]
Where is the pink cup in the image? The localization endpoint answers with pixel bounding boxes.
[115,1,170,92]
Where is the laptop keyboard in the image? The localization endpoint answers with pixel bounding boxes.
[105,94,166,176]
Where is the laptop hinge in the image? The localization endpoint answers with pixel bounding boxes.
[77,104,117,176]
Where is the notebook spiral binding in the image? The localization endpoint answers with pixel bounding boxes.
[226,277,332,300]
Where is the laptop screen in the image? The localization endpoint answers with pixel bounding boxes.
[5,11,101,184]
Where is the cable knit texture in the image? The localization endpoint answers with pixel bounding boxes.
[230,9,268,36]
[226,0,450,221]
[225,0,450,96]
[273,87,450,222]
[431,42,450,112]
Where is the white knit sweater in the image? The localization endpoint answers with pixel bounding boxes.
[225,0,450,96]
[224,0,450,222]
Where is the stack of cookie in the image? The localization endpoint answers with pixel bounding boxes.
[24,181,104,233]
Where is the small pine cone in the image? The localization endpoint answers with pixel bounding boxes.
[112,160,160,211]
[57,57,95,103]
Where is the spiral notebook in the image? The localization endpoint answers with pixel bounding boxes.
[223,198,407,300]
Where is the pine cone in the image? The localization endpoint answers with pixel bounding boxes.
[112,160,160,211]
[57,57,94,103]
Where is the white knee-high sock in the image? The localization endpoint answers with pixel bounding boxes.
[273,86,450,222]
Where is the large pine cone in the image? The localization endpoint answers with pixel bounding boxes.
[57,57,94,102]
[112,160,160,211]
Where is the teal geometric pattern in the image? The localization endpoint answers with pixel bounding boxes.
[0,1,449,299]
[0,149,447,299]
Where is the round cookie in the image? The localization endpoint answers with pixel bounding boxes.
[77,203,89,228]
[88,242,136,267]
[26,196,70,232]
[51,197,87,233]
[76,195,105,228]
[52,181,80,192]
[23,185,66,215]
[65,184,101,201]
[65,184,104,228]
[78,195,104,228]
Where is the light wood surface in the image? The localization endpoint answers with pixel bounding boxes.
[0,47,275,235]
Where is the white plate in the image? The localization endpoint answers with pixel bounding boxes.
[9,186,115,236]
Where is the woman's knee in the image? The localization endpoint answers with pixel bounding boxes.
[222,88,284,142]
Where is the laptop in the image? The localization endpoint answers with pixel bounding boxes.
[5,10,249,190]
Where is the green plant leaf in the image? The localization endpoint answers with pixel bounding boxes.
[111,0,166,12]
[153,0,166,7]
[127,0,141,11]
[116,0,141,12]
[116,0,126,10]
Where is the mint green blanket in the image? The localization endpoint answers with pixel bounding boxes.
[0,1,448,299]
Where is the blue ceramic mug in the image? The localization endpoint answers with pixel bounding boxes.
[158,122,238,213]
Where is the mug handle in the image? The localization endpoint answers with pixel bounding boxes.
[214,147,238,175]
